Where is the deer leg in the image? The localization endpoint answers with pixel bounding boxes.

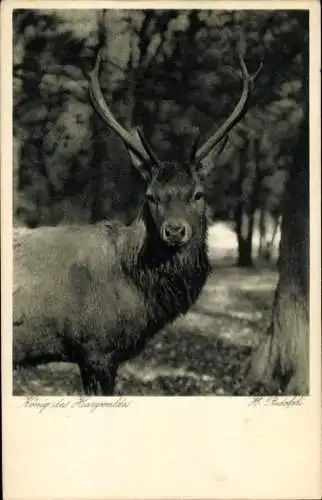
[79,355,118,396]
[79,364,100,395]
[96,362,118,396]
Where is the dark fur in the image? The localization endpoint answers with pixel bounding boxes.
[13,166,211,395]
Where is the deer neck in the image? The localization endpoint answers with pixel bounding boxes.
[123,203,210,321]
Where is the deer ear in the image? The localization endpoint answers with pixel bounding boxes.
[197,134,229,180]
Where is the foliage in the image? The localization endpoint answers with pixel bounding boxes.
[13,9,308,227]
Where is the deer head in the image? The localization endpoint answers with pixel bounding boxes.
[88,48,262,248]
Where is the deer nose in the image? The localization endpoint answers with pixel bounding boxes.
[162,220,189,244]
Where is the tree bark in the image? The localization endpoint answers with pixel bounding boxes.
[246,114,309,395]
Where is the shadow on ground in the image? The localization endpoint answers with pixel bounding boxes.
[13,261,278,396]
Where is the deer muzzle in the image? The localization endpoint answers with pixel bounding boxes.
[161,219,192,247]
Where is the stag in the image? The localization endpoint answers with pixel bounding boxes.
[13,48,261,395]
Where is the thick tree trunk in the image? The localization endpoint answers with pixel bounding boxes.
[246,115,309,395]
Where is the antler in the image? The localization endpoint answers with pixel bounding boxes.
[88,47,151,166]
[194,53,263,164]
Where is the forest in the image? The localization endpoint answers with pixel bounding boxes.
[13,9,309,395]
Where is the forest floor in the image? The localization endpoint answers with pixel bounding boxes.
[13,222,279,396]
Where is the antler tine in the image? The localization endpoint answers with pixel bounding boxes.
[194,53,262,164]
[189,131,201,163]
[135,127,163,170]
[88,47,149,164]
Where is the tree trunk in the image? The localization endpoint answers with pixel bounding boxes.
[258,208,282,261]
[236,213,254,267]
[258,207,270,259]
[235,135,260,268]
[246,114,309,395]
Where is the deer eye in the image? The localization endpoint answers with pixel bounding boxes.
[145,192,157,204]
[193,191,204,201]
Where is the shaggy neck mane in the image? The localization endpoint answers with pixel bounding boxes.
[119,203,211,329]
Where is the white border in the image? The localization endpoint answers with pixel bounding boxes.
[1,1,321,499]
